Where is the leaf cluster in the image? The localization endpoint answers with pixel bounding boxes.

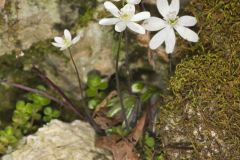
[0,86,60,154]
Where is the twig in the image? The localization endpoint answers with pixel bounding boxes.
[1,80,63,105]
[32,67,84,119]
[116,32,130,130]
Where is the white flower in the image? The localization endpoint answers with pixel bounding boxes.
[52,29,81,50]
[143,0,199,53]
[99,1,150,34]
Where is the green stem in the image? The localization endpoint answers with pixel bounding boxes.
[124,30,132,93]
[116,32,130,130]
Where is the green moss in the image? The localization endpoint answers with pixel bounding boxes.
[177,0,240,56]
[159,53,240,159]
[22,39,64,66]
[74,8,95,29]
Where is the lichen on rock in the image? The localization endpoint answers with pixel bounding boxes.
[2,120,112,160]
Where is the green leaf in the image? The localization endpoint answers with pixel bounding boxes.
[131,82,144,93]
[43,116,51,122]
[145,136,155,148]
[123,95,136,109]
[88,99,99,109]
[156,155,164,160]
[98,92,106,99]
[52,110,61,118]
[16,101,25,111]
[107,104,121,117]
[141,87,158,102]
[98,81,108,90]
[107,97,118,108]
[86,88,97,97]
[36,85,47,91]
[43,107,53,115]
[87,74,101,88]
[25,103,34,114]
[5,127,14,136]
[32,113,42,120]
[26,92,50,106]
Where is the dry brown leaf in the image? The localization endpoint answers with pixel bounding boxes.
[137,32,150,47]
[127,113,147,145]
[96,113,147,160]
[154,48,169,62]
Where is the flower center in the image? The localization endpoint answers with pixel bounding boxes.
[64,39,72,46]
[165,11,179,26]
[119,12,132,21]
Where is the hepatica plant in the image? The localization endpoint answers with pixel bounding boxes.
[143,0,199,53]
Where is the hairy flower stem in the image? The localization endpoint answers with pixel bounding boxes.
[168,54,172,75]
[124,30,132,93]
[68,48,84,98]
[140,0,146,11]
[116,33,130,130]
[67,48,105,134]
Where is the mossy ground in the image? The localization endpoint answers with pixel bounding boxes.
[176,0,240,57]
[157,0,240,159]
[159,53,240,159]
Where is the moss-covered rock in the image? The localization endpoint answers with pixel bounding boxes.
[158,53,240,159]
[176,0,240,56]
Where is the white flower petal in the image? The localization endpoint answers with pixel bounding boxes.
[115,22,127,32]
[127,22,145,34]
[127,0,141,4]
[121,4,135,15]
[178,16,197,27]
[165,28,176,54]
[72,34,81,44]
[99,18,120,25]
[157,0,169,18]
[104,1,120,17]
[64,29,72,41]
[174,25,199,42]
[169,0,180,15]
[52,42,64,48]
[60,46,68,51]
[131,12,150,22]
[149,27,170,50]
[143,17,166,31]
[54,37,64,44]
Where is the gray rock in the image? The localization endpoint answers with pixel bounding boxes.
[2,120,112,160]
[0,0,61,55]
